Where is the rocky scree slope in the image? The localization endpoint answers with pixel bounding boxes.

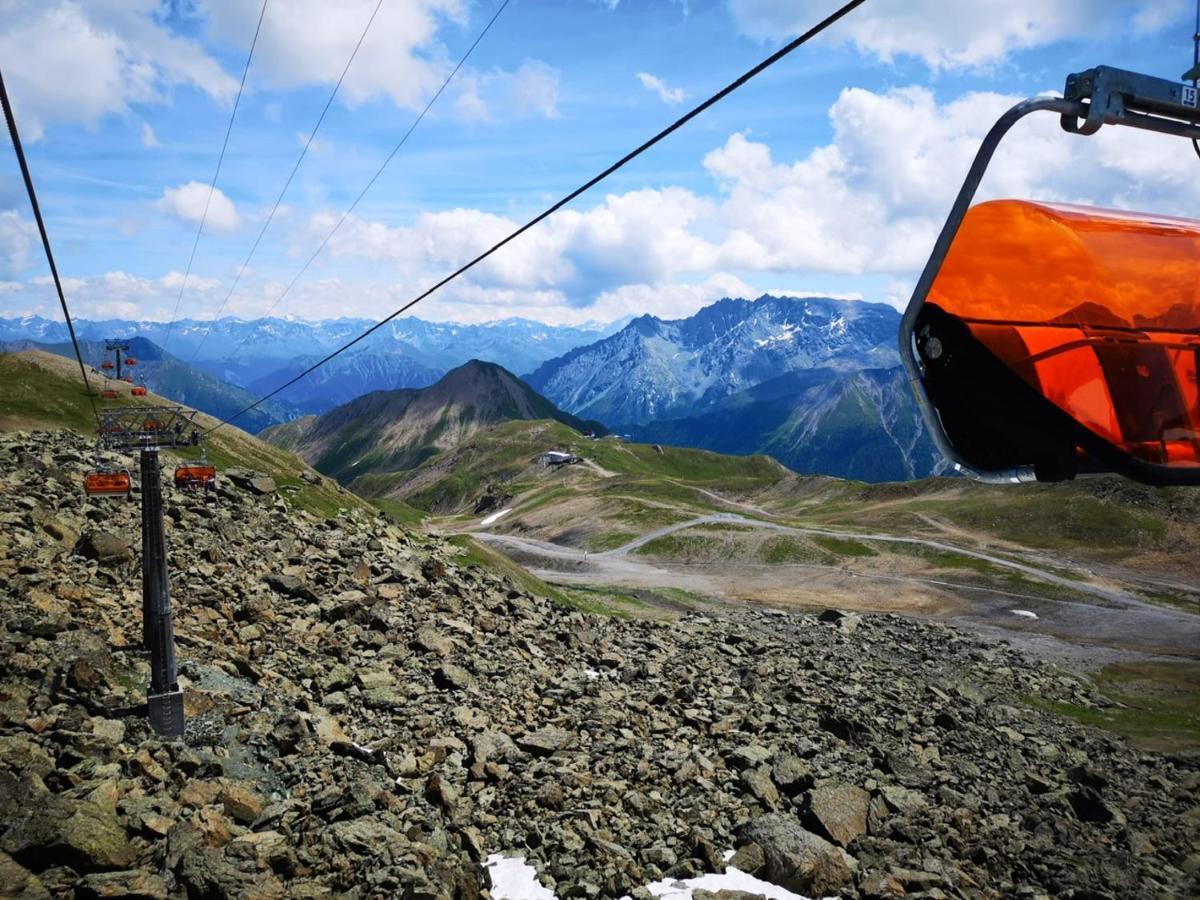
[1,430,1198,898]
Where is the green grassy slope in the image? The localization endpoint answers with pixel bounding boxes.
[0,350,368,519]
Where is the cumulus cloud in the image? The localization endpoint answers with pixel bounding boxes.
[0,211,37,277]
[636,72,685,105]
[0,0,236,140]
[726,0,1182,70]
[299,82,1200,321]
[9,81,1195,326]
[141,122,160,148]
[156,182,242,232]
[204,0,464,110]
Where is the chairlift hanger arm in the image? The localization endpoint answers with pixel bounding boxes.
[901,66,1200,486]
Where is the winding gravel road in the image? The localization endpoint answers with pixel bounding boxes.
[470,512,1200,659]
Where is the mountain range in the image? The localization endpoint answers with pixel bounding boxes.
[1,296,948,480]
[524,295,944,480]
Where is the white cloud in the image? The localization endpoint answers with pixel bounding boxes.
[296,81,1200,322]
[11,269,225,320]
[637,72,684,105]
[456,61,562,122]
[0,0,236,140]
[726,0,1182,70]
[156,182,242,232]
[141,122,160,148]
[203,0,465,110]
[0,211,37,277]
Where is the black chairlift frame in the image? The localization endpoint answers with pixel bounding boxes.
[96,405,201,737]
[900,67,1200,487]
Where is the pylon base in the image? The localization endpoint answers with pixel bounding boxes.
[147,688,185,737]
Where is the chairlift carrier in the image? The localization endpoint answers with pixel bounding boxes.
[901,66,1200,487]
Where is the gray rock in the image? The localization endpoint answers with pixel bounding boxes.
[433,663,475,691]
[805,783,871,847]
[77,869,169,899]
[736,814,853,895]
[1,798,135,873]
[74,531,132,566]
[0,851,49,900]
[517,726,574,757]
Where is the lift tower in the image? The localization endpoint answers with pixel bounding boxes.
[104,339,133,381]
[98,405,201,736]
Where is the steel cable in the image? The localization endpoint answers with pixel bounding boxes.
[188,0,387,363]
[208,0,869,434]
[0,67,101,430]
[214,0,513,375]
[160,0,269,355]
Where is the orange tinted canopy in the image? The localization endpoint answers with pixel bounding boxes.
[84,471,131,497]
[928,200,1200,469]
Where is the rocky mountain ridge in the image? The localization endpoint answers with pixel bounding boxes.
[524,295,944,481]
[525,295,901,426]
[0,315,618,396]
[262,361,604,485]
[1,429,1197,898]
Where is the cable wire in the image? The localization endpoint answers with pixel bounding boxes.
[189,0,386,363]
[0,67,101,429]
[160,0,269,355]
[209,0,868,434]
[214,0,511,372]
[1193,0,1200,160]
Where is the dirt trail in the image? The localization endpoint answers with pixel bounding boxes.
[471,513,1200,659]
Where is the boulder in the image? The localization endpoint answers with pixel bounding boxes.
[74,531,133,566]
[225,469,277,495]
[806,783,871,847]
[2,798,135,872]
[517,726,574,757]
[433,663,475,691]
[736,814,853,895]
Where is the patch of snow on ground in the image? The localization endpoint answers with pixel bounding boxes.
[645,863,813,899]
[485,855,556,899]
[485,853,814,900]
[585,668,600,681]
[480,508,512,526]
[1011,609,1039,619]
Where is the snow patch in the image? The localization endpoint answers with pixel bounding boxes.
[1011,609,1039,620]
[485,855,556,899]
[480,508,512,526]
[485,852,814,900]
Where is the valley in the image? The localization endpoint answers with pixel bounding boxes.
[249,353,1200,664]
[2,345,1200,898]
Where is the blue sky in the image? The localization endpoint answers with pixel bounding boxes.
[1,0,1197,326]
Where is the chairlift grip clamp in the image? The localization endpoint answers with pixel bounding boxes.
[1062,66,1200,136]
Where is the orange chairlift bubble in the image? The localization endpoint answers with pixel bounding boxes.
[131,383,147,397]
[925,199,1200,470]
[122,375,133,384]
[100,360,114,370]
[84,470,131,497]
[125,357,137,366]
[100,388,119,399]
